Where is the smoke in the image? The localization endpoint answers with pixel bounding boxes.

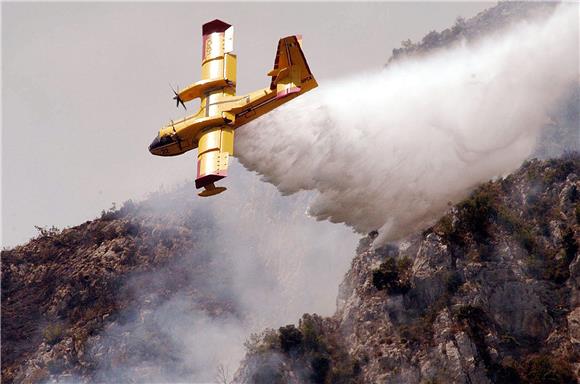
[86,172,358,383]
[236,4,579,245]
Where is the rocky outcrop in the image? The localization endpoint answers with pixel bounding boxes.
[235,155,580,383]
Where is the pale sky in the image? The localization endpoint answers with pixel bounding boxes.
[2,2,492,247]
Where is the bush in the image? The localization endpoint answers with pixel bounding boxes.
[455,305,486,323]
[310,355,330,384]
[243,329,279,354]
[251,358,284,384]
[490,358,521,383]
[523,354,575,384]
[279,325,303,353]
[300,316,325,353]
[43,323,64,345]
[118,199,137,217]
[545,159,577,184]
[28,368,50,384]
[100,203,118,221]
[445,271,463,294]
[398,321,427,346]
[34,225,60,238]
[46,358,65,374]
[372,259,398,290]
[457,184,499,240]
[435,215,454,237]
[535,228,577,284]
[515,227,536,254]
[372,257,411,294]
[562,229,578,261]
[497,206,537,254]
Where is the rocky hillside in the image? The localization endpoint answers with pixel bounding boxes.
[1,179,352,384]
[1,192,240,383]
[234,154,580,384]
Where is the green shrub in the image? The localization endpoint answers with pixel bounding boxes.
[244,329,279,354]
[397,256,413,271]
[28,368,50,384]
[100,203,118,221]
[445,271,463,294]
[300,316,325,353]
[279,324,303,353]
[545,159,577,184]
[497,206,537,254]
[543,228,578,284]
[455,305,486,323]
[372,257,411,294]
[562,228,578,261]
[435,215,454,237]
[525,193,553,219]
[310,355,331,384]
[490,357,521,383]
[515,227,536,254]
[251,359,284,384]
[372,259,398,290]
[34,225,60,238]
[398,321,426,346]
[457,185,498,240]
[46,358,65,374]
[43,323,64,345]
[523,354,575,384]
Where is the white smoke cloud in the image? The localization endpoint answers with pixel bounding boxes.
[236,4,579,245]
[86,173,358,383]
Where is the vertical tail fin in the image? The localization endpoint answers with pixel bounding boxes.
[267,35,317,98]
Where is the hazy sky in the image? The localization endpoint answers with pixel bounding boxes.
[2,2,492,247]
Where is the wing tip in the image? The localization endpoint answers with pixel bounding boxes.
[202,19,232,35]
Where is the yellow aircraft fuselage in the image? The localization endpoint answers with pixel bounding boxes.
[149,19,317,196]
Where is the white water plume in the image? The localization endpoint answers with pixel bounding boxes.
[236,4,579,245]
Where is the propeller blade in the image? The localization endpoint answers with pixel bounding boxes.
[170,84,187,110]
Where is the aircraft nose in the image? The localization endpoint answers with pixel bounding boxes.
[149,134,161,153]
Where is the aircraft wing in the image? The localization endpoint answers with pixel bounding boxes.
[195,127,234,196]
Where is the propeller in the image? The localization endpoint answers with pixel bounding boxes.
[170,84,187,110]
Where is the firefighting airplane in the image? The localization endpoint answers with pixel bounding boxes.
[149,19,318,196]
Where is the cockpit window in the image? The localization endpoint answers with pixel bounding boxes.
[159,135,173,146]
[149,134,176,151]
